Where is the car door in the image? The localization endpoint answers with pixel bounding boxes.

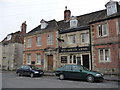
[23,66,31,75]
[63,65,73,78]
[71,65,87,79]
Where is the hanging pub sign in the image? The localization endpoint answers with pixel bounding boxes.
[59,46,90,53]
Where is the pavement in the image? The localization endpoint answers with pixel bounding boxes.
[44,72,120,82]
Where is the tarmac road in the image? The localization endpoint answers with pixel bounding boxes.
[2,71,119,88]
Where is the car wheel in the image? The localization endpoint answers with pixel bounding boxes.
[59,74,64,80]
[30,73,34,78]
[87,75,94,82]
[17,72,21,76]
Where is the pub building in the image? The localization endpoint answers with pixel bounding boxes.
[57,7,95,69]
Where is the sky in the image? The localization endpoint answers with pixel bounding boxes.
[0,0,120,41]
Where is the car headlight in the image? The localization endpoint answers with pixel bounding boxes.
[34,71,39,74]
[95,74,101,77]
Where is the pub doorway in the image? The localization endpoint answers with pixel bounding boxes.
[82,55,89,69]
[47,55,53,70]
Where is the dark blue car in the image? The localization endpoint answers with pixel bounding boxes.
[16,65,44,78]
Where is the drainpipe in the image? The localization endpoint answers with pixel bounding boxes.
[89,25,93,70]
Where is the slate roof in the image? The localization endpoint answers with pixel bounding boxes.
[26,19,58,36]
[26,2,120,35]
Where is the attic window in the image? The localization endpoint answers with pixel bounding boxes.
[105,0,118,16]
[70,16,78,28]
[40,19,48,29]
[6,35,12,41]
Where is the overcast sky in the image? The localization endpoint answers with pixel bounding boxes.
[0,0,119,41]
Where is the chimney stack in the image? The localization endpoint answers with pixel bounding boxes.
[64,6,71,22]
[21,21,27,34]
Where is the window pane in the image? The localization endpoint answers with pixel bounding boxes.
[105,49,109,61]
[73,55,76,64]
[99,50,103,61]
[70,55,72,63]
[36,54,41,64]
[27,54,31,64]
[27,38,32,47]
[68,35,76,44]
[102,24,107,36]
[47,34,53,45]
[98,25,102,36]
[36,36,42,46]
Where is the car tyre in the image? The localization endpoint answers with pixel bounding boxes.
[30,73,34,78]
[87,75,94,82]
[59,74,64,80]
[17,72,21,76]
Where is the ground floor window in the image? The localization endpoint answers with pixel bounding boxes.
[26,54,31,64]
[99,49,110,62]
[61,56,67,63]
[36,53,41,65]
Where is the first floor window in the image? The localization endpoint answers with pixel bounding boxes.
[27,38,32,48]
[68,35,76,44]
[81,33,89,44]
[36,54,41,65]
[97,24,108,37]
[47,34,53,45]
[99,49,110,62]
[26,54,31,64]
[36,36,42,46]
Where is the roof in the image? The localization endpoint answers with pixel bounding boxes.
[26,2,120,36]
[1,31,24,45]
[26,19,58,36]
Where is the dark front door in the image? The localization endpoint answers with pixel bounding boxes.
[47,55,53,70]
[82,55,89,69]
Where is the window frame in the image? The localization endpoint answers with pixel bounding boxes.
[27,38,32,48]
[26,54,31,64]
[36,53,41,65]
[80,33,89,44]
[68,34,76,44]
[47,34,53,45]
[97,23,108,37]
[98,49,111,62]
[36,35,42,46]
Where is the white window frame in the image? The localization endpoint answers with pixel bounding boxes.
[97,24,108,37]
[47,34,53,45]
[27,38,32,48]
[99,49,111,62]
[26,54,31,64]
[70,19,78,28]
[36,53,41,65]
[36,36,42,46]
[68,35,76,44]
[81,33,89,44]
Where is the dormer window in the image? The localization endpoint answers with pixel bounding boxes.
[105,0,118,16]
[40,19,48,29]
[6,35,12,41]
[70,16,78,28]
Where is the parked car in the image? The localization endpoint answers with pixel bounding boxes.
[16,65,44,78]
[55,65,104,82]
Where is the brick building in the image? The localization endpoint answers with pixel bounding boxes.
[90,0,120,74]
[23,19,59,71]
